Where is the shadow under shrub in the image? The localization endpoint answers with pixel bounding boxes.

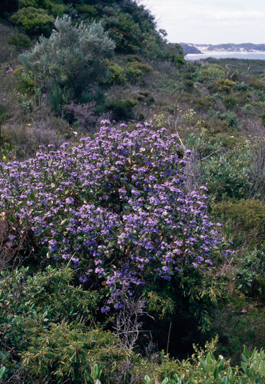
[144,264,226,357]
[212,305,265,365]
[234,247,265,302]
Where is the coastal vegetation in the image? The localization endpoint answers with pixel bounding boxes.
[1,1,265,383]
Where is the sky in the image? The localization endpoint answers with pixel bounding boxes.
[138,0,265,45]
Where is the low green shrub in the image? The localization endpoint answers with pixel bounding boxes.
[76,4,98,18]
[211,79,236,93]
[133,91,155,104]
[7,32,31,50]
[11,7,55,37]
[126,54,143,63]
[125,62,153,82]
[104,61,126,86]
[211,199,265,247]
[20,322,125,383]
[208,109,239,129]
[185,135,265,200]
[50,3,68,18]
[108,97,138,119]
[245,77,265,91]
[223,95,237,108]
[254,88,265,101]
[234,247,265,300]
[17,93,34,113]
[212,306,265,365]
[235,81,249,92]
[14,68,35,94]
[241,103,253,113]
[144,339,265,383]
[194,96,216,110]
[183,79,194,90]
[173,56,186,66]
[201,64,226,81]
[0,103,10,124]
[0,266,105,380]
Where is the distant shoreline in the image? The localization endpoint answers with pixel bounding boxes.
[193,50,265,55]
[186,51,265,61]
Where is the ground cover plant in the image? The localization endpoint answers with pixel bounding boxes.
[1,0,265,382]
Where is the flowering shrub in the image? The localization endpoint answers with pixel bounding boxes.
[0,124,227,308]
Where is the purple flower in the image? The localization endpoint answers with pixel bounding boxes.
[100,119,111,125]
[101,306,110,313]
[0,124,229,299]
[65,197,74,204]
[79,276,88,283]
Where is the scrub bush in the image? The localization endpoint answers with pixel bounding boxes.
[20,322,125,383]
[214,79,236,93]
[201,64,225,81]
[0,266,107,380]
[125,62,153,82]
[208,110,239,129]
[223,95,237,109]
[145,343,265,383]
[7,32,31,50]
[126,55,143,63]
[11,7,55,37]
[212,199,265,247]
[0,124,228,318]
[19,15,115,113]
[107,98,138,119]
[76,4,98,18]
[234,247,265,300]
[104,61,126,86]
[184,79,194,90]
[0,104,10,125]
[193,96,216,110]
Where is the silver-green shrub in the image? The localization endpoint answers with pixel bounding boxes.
[19,15,115,113]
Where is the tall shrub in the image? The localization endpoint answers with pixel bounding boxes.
[19,15,115,113]
[0,124,228,320]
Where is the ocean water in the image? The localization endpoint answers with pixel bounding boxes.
[186,52,265,61]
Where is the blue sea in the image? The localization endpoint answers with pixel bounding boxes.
[186,52,265,61]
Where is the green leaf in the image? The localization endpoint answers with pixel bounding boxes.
[143,375,153,384]
[214,366,219,380]
[0,367,6,380]
[243,345,250,359]
[200,358,207,372]
[217,359,224,372]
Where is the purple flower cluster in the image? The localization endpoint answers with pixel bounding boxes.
[0,125,226,292]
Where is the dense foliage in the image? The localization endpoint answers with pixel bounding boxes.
[2,0,184,60]
[1,0,265,382]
